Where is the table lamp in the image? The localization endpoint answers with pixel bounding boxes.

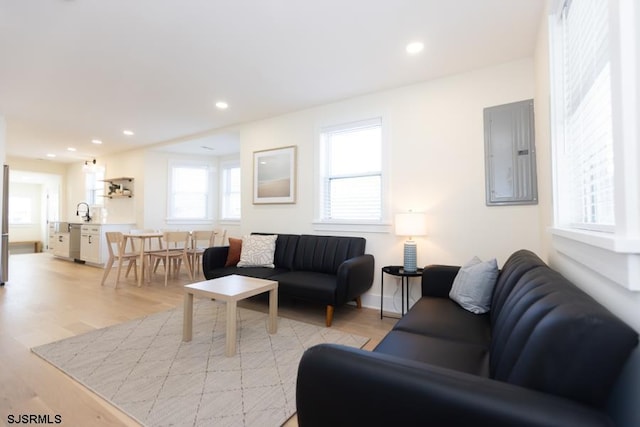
[395,212,427,273]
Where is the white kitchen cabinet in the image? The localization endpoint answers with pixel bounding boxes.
[52,233,70,258]
[80,225,102,264]
[80,224,134,266]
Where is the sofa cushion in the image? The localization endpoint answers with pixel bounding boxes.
[224,237,242,267]
[449,256,498,314]
[393,298,491,347]
[205,266,289,280]
[490,249,547,325]
[374,330,489,376]
[237,234,277,268]
[269,271,337,305]
[293,235,366,274]
[489,267,639,408]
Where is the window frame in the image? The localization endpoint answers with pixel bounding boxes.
[314,116,391,233]
[166,159,214,224]
[85,166,105,207]
[220,160,241,222]
[548,0,640,291]
[8,195,33,225]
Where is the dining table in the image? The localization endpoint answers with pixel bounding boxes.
[123,231,163,287]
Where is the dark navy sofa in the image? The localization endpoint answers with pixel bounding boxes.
[296,250,638,426]
[202,233,375,326]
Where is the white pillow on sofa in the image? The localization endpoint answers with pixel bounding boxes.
[237,234,277,268]
[449,256,499,314]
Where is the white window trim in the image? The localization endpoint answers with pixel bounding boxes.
[219,159,241,222]
[313,116,391,233]
[166,159,214,223]
[549,0,640,291]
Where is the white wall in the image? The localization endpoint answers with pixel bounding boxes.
[236,58,541,310]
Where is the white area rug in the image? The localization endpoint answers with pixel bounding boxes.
[32,300,369,427]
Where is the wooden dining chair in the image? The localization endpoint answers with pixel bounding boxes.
[213,228,228,246]
[101,232,140,288]
[187,230,216,277]
[148,231,193,286]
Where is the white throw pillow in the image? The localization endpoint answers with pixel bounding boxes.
[449,256,499,314]
[237,234,277,268]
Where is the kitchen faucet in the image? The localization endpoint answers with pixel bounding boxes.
[76,202,92,222]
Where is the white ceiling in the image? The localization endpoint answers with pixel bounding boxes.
[0,0,544,163]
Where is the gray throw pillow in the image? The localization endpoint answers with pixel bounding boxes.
[449,256,499,314]
[237,234,277,268]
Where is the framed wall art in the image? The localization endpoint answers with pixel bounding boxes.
[253,145,297,204]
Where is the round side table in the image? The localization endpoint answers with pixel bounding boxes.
[380,265,424,318]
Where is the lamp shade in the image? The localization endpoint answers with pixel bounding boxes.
[395,212,427,237]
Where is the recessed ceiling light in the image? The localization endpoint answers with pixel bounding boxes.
[123,130,134,136]
[215,101,229,110]
[46,153,56,158]
[67,147,77,152]
[406,41,424,55]
[91,139,103,145]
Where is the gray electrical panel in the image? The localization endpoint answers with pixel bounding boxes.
[484,99,537,206]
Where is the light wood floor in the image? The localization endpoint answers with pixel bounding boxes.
[0,253,396,426]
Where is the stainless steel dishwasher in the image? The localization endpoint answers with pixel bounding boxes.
[68,223,82,261]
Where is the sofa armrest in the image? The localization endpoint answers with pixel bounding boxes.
[296,344,612,427]
[202,246,230,279]
[335,254,375,304]
[421,264,460,297]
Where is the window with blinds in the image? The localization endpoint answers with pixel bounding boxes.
[319,118,383,222]
[556,0,615,230]
[168,162,211,220]
[221,162,241,220]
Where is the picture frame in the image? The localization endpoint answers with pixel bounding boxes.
[253,145,297,204]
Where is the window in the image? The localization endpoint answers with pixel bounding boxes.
[221,162,241,220]
[9,196,32,224]
[317,118,385,226]
[85,166,105,206]
[552,0,614,231]
[168,161,211,221]
[549,0,640,290]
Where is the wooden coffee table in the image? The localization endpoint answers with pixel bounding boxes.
[182,275,278,356]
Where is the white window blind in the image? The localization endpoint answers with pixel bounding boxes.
[559,0,615,229]
[169,163,210,220]
[85,166,105,206]
[319,118,383,222]
[221,163,241,220]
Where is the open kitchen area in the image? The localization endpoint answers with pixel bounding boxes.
[5,150,239,283]
[49,177,135,266]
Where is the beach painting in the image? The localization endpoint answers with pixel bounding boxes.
[253,146,296,204]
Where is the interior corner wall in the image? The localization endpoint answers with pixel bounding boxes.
[236,58,541,311]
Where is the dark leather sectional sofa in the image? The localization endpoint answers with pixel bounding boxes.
[202,233,375,326]
[296,250,638,426]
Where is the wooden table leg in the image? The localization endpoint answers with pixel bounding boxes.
[183,291,194,341]
[268,286,278,334]
[139,237,147,287]
[225,300,237,357]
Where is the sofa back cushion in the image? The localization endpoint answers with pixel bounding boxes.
[489,267,638,408]
[252,233,299,270]
[490,250,547,326]
[273,234,299,269]
[293,235,366,274]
